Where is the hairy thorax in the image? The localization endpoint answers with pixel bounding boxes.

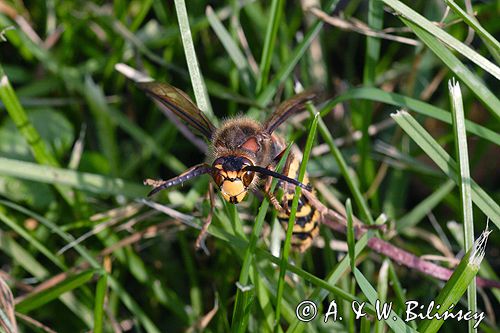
[209,117,276,167]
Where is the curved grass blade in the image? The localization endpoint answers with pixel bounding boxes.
[444,0,500,63]
[382,0,500,80]
[401,19,500,119]
[319,87,500,145]
[391,111,500,228]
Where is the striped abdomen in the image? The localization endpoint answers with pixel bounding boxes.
[276,144,320,252]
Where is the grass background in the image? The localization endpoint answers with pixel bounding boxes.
[0,0,499,332]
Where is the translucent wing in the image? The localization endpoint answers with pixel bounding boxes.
[263,91,316,134]
[138,82,217,139]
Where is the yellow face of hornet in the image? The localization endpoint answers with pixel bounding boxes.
[211,156,255,204]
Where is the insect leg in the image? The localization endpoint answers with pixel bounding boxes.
[144,163,213,196]
[262,164,286,213]
[195,182,215,255]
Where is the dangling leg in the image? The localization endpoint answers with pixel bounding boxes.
[195,182,215,255]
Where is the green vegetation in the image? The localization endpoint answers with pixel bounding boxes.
[0,0,498,332]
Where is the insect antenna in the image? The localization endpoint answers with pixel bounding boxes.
[244,165,312,192]
[144,163,214,197]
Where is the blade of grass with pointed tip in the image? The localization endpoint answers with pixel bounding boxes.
[319,87,500,145]
[449,79,476,332]
[391,111,500,228]
[275,113,318,331]
[83,76,119,175]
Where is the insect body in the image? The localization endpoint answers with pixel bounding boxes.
[141,81,320,251]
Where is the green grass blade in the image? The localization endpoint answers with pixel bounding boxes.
[0,210,65,270]
[93,269,108,333]
[206,6,254,82]
[275,112,318,331]
[375,260,389,333]
[346,199,356,270]
[391,111,500,228]
[232,144,293,333]
[16,269,98,313]
[0,232,93,326]
[173,0,214,119]
[396,180,455,232]
[319,87,500,145]
[382,0,500,80]
[1,200,161,333]
[0,64,75,205]
[353,267,417,332]
[255,0,284,93]
[0,157,146,197]
[449,79,476,332]
[315,112,374,225]
[83,76,119,175]
[254,0,340,109]
[104,106,186,174]
[444,0,500,63]
[0,66,57,166]
[418,229,490,333]
[401,18,500,119]
[357,0,383,206]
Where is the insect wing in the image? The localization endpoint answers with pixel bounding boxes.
[138,82,216,139]
[263,91,316,134]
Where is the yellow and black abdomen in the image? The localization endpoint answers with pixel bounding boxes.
[276,147,320,252]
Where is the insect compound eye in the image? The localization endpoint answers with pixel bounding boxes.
[242,170,255,187]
